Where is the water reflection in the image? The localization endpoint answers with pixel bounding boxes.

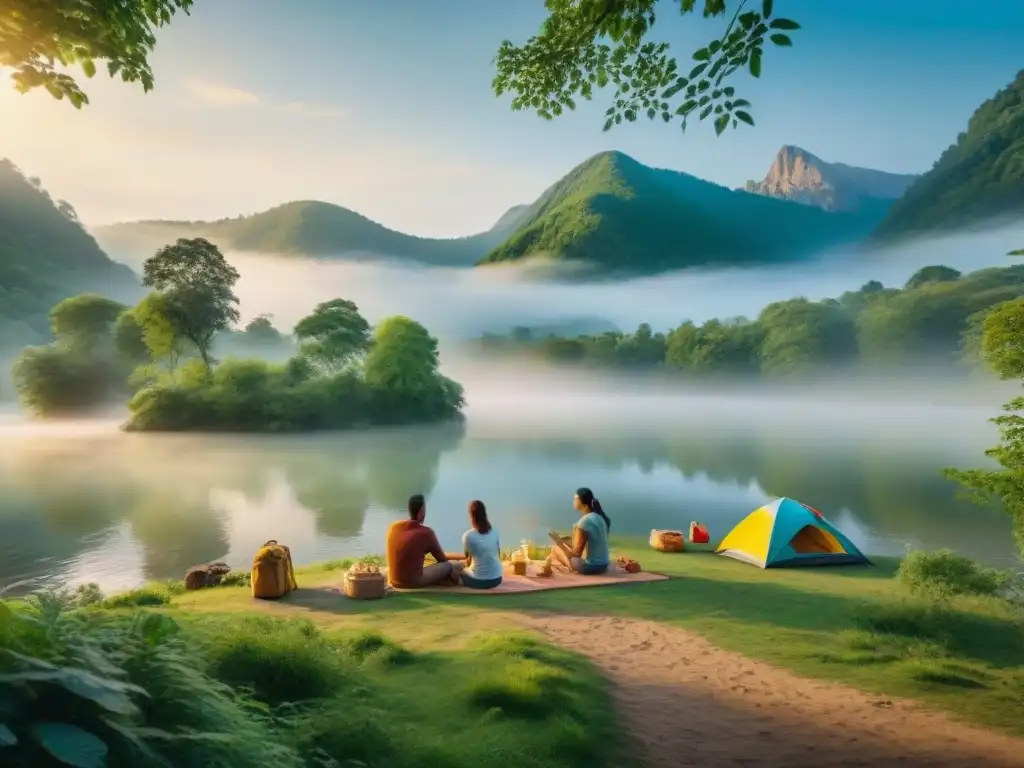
[0,417,1015,594]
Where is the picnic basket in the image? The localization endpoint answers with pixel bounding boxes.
[649,529,685,553]
[344,560,387,600]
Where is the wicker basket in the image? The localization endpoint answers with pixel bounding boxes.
[650,529,685,553]
[343,571,386,600]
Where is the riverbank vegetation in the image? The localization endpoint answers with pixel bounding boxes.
[472,263,1024,378]
[0,587,612,768]
[10,238,464,431]
[945,249,1024,555]
[10,541,1019,768]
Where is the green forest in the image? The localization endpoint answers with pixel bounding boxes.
[874,71,1024,241]
[10,237,464,432]
[473,263,1024,378]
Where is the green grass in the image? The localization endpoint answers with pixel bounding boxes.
[0,592,617,768]
[171,537,1024,736]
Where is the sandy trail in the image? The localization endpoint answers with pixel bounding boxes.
[521,614,1024,768]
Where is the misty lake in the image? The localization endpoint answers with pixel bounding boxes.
[0,379,1020,595]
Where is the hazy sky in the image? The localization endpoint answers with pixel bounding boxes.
[1,0,1021,236]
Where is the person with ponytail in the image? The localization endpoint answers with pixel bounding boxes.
[549,487,611,575]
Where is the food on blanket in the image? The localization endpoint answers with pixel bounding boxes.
[616,555,642,574]
[348,559,382,576]
[512,559,528,576]
[537,561,553,577]
[649,529,685,553]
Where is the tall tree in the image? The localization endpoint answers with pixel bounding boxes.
[947,248,1024,554]
[48,293,125,352]
[293,299,371,373]
[1,0,193,107]
[493,0,800,136]
[141,238,240,374]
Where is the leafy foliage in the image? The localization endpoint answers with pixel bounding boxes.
[293,299,370,372]
[476,263,1024,378]
[875,71,1024,240]
[493,0,800,136]
[141,238,241,373]
[945,249,1024,555]
[48,294,126,352]
[0,0,193,107]
[897,549,1011,601]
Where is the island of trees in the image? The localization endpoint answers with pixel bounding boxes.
[473,264,1024,378]
[10,238,464,432]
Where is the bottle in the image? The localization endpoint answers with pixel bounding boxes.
[520,539,530,562]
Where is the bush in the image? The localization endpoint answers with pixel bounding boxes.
[0,593,300,768]
[125,360,462,433]
[898,549,1011,599]
[11,344,123,415]
[201,617,352,703]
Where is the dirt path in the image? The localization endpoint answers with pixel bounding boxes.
[521,614,1024,767]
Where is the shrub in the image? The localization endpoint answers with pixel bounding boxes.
[898,549,1011,599]
[0,593,298,768]
[201,617,351,703]
[336,630,414,667]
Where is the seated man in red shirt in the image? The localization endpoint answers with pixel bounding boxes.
[386,494,464,588]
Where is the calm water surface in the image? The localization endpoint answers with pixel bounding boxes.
[0,387,1019,594]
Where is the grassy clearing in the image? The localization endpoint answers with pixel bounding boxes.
[169,539,1024,735]
[0,591,617,768]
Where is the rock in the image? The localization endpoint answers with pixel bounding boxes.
[184,561,232,591]
[742,145,918,212]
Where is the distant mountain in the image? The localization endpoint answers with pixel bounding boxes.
[94,200,529,269]
[874,71,1024,241]
[743,146,918,212]
[0,159,140,350]
[479,151,886,274]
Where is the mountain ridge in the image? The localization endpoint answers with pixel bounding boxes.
[874,70,1024,241]
[95,150,889,276]
[0,159,140,350]
[743,145,918,212]
[478,150,887,273]
[94,200,529,268]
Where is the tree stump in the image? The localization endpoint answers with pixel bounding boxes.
[184,561,232,590]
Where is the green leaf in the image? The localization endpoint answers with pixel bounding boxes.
[770,34,792,47]
[770,18,801,30]
[0,662,142,715]
[675,99,698,115]
[692,48,711,62]
[699,104,713,120]
[603,118,614,132]
[735,110,755,126]
[749,50,762,78]
[31,723,108,768]
[646,107,656,120]
[723,86,735,97]
[689,63,708,79]
[0,724,16,746]
[714,114,730,135]
[81,59,96,78]
[762,0,774,17]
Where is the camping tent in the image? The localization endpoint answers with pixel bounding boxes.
[715,497,870,568]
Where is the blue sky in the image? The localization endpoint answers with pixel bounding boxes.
[1,0,1021,236]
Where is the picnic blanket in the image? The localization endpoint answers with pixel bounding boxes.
[389,559,667,595]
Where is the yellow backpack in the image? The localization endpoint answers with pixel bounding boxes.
[251,540,298,600]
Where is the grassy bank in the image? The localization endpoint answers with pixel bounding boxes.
[169,541,1024,736]
[0,590,617,768]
